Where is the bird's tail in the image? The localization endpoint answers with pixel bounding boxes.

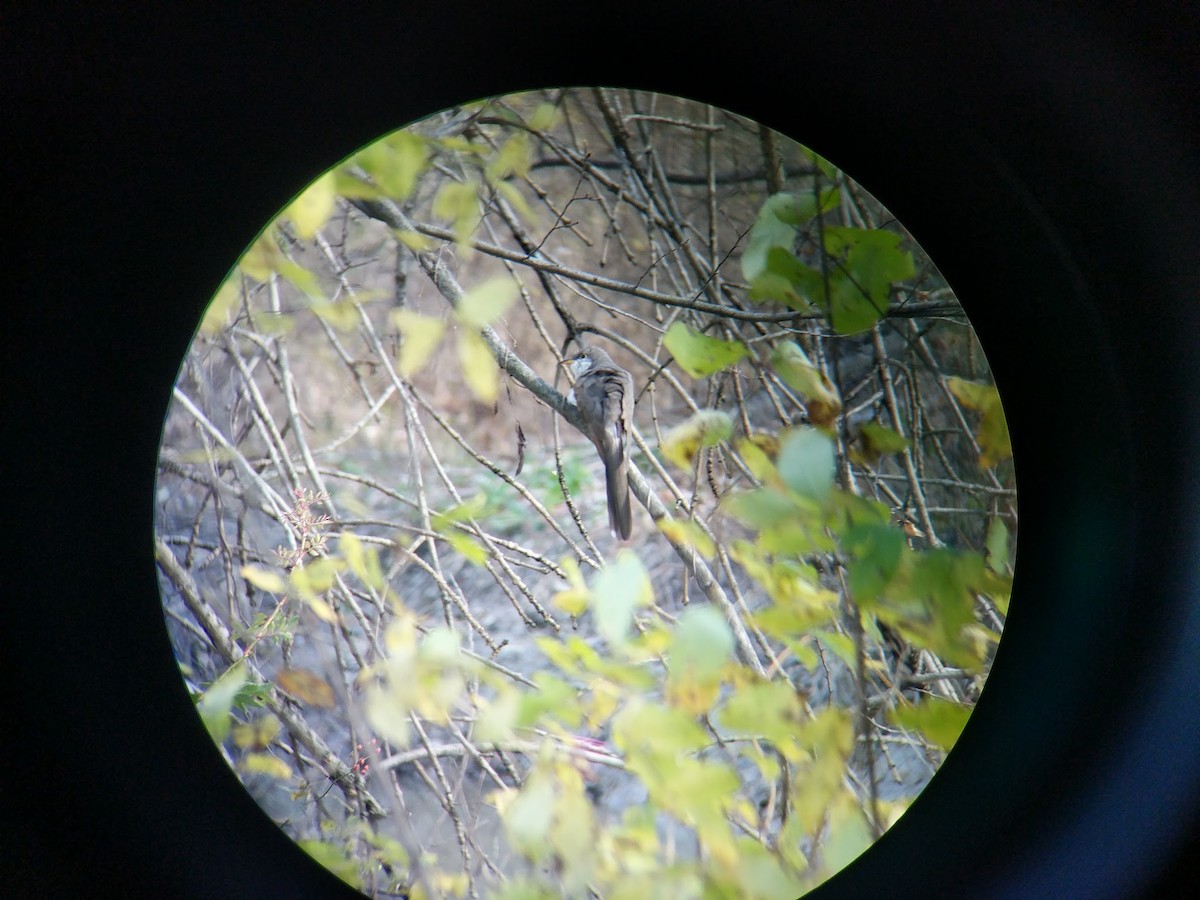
[604,454,632,541]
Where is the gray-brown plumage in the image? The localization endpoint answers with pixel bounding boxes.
[562,346,634,540]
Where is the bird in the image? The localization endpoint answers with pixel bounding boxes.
[560,345,634,540]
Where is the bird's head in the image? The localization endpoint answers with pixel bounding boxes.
[560,347,600,378]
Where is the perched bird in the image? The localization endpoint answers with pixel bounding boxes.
[561,345,634,540]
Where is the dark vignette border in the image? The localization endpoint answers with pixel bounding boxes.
[6,5,1198,898]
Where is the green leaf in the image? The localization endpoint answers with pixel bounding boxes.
[669,606,733,678]
[844,523,906,605]
[721,488,800,529]
[445,528,490,565]
[283,170,337,239]
[198,660,248,744]
[985,516,1010,574]
[659,409,733,469]
[458,329,499,403]
[612,698,710,757]
[748,245,826,309]
[822,794,874,876]
[391,309,446,378]
[852,421,910,464]
[741,192,805,282]
[298,839,362,889]
[891,695,972,751]
[777,426,836,501]
[663,321,748,378]
[433,493,488,525]
[456,276,519,329]
[946,377,1012,467]
[590,550,653,647]
[718,680,804,753]
[816,630,858,670]
[474,686,521,743]
[821,227,915,334]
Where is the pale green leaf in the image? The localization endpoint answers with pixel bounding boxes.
[591,550,653,647]
[432,178,482,249]
[985,516,1010,574]
[198,660,248,744]
[777,426,836,501]
[283,170,337,239]
[240,564,287,594]
[669,605,733,678]
[770,341,842,426]
[391,309,446,378]
[392,228,432,251]
[946,377,1012,468]
[485,132,532,182]
[663,321,748,378]
[503,772,556,856]
[742,192,806,282]
[363,683,411,746]
[201,275,241,335]
[656,518,716,559]
[458,329,499,403]
[527,102,560,131]
[891,696,972,751]
[339,532,384,590]
[456,276,519,329]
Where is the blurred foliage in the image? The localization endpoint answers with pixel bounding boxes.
[173,89,1015,898]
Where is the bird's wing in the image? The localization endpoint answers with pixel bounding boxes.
[593,364,633,461]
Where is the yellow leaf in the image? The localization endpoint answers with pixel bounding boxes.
[432,178,482,250]
[770,341,841,426]
[657,518,716,558]
[391,309,446,378]
[290,557,342,599]
[302,594,338,623]
[660,410,733,469]
[277,668,336,708]
[551,556,590,614]
[242,752,294,780]
[486,132,532,183]
[241,564,287,594]
[456,276,519,329]
[309,298,359,332]
[393,228,432,251]
[283,170,337,239]
[527,102,560,131]
[947,376,1012,468]
[201,275,241,335]
[458,328,498,403]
